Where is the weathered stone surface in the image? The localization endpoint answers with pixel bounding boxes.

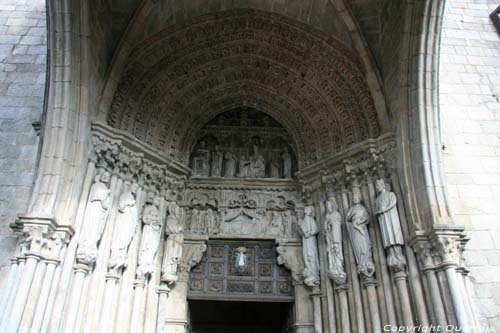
[440,1,500,329]
[0,0,45,301]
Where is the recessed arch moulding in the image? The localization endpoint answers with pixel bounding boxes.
[104,9,384,171]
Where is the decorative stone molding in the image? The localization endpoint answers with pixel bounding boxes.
[91,123,189,193]
[298,133,396,191]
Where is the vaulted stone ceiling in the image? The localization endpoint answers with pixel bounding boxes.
[104,0,392,168]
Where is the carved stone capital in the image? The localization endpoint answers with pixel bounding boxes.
[276,240,304,285]
[42,231,70,262]
[22,224,51,257]
[431,235,462,268]
[412,240,436,271]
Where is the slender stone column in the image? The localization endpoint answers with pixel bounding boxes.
[5,253,41,333]
[29,258,59,333]
[433,233,471,331]
[311,287,323,333]
[413,240,447,328]
[444,266,469,330]
[4,223,52,333]
[363,277,381,333]
[98,272,121,332]
[0,257,26,329]
[156,285,171,333]
[62,263,91,333]
[393,271,414,327]
[40,263,62,333]
[19,260,47,332]
[325,280,336,333]
[334,284,350,333]
[0,257,19,320]
[130,278,146,333]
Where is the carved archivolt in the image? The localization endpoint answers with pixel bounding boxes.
[107,10,381,168]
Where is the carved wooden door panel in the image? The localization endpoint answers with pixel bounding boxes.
[188,240,294,302]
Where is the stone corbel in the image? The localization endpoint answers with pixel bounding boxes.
[276,240,304,285]
[177,240,207,283]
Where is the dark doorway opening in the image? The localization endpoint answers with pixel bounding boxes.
[189,299,293,333]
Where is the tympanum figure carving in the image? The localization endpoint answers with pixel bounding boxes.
[375,179,406,270]
[322,197,347,284]
[161,201,184,285]
[224,152,237,177]
[346,188,375,277]
[76,171,111,265]
[282,150,292,178]
[193,141,210,177]
[136,194,162,278]
[298,206,320,287]
[270,156,281,178]
[237,154,250,177]
[108,182,139,273]
[210,145,223,177]
[249,144,266,178]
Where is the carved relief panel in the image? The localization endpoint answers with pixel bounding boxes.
[182,186,302,239]
[188,240,294,302]
[188,108,298,179]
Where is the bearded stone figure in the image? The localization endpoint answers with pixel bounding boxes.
[298,205,320,287]
[108,182,139,273]
[76,171,111,265]
[375,179,406,271]
[136,194,162,279]
[162,201,184,285]
[322,197,347,284]
[346,188,375,277]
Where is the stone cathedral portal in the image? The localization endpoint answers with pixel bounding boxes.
[0,6,480,333]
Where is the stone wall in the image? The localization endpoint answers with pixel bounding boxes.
[0,0,46,288]
[439,0,500,329]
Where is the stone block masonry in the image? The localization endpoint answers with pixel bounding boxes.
[0,0,46,293]
[440,0,500,330]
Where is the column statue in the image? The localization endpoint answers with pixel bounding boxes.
[375,179,406,270]
[136,194,162,279]
[224,152,236,177]
[346,188,375,277]
[161,201,184,285]
[76,171,111,265]
[322,196,347,284]
[298,205,320,287]
[108,182,139,273]
[210,145,223,177]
